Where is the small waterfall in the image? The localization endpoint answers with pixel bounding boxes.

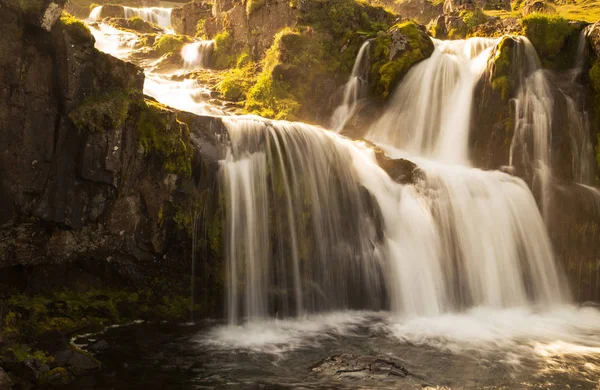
[368,37,500,164]
[88,5,103,22]
[181,40,215,70]
[123,7,173,28]
[330,40,372,132]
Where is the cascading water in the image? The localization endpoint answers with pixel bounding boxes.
[508,37,555,221]
[181,40,215,70]
[221,117,385,322]
[88,5,102,22]
[330,40,372,132]
[123,6,173,29]
[368,37,500,164]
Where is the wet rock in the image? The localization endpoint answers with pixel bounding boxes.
[310,354,424,386]
[55,348,101,375]
[359,140,424,185]
[106,17,163,34]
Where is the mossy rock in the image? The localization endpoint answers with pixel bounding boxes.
[153,34,193,56]
[370,21,435,100]
[58,12,94,44]
[522,13,581,69]
[246,0,266,15]
[137,100,193,177]
[489,36,517,101]
[107,16,162,34]
[212,30,237,69]
[68,90,133,132]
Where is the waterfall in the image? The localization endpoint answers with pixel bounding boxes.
[368,37,500,164]
[88,6,102,22]
[330,40,372,132]
[181,40,215,70]
[123,7,173,28]
[221,117,386,322]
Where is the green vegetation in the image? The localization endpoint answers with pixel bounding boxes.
[245,29,306,119]
[196,18,207,38]
[213,31,237,69]
[555,0,600,22]
[370,21,435,99]
[522,13,574,57]
[460,9,488,29]
[490,37,515,101]
[137,100,193,177]
[69,91,132,132]
[153,34,192,55]
[108,16,160,34]
[246,0,266,15]
[59,12,93,43]
[217,56,258,101]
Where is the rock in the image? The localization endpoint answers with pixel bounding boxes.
[309,354,424,386]
[171,0,213,36]
[54,348,101,375]
[38,367,73,386]
[5,359,49,382]
[587,21,600,59]
[98,4,125,19]
[393,0,444,25]
[521,0,555,15]
[0,366,10,389]
[87,340,110,353]
[359,140,423,185]
[106,17,163,34]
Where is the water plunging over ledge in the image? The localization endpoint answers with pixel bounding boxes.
[81,13,600,387]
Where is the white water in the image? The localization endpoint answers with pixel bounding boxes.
[368,37,500,164]
[181,40,214,70]
[123,6,173,29]
[330,40,371,132]
[88,5,102,22]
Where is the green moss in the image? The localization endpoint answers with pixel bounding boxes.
[137,100,193,176]
[195,18,207,38]
[1,287,194,348]
[109,16,160,34]
[39,367,73,386]
[460,9,487,29]
[246,0,266,15]
[68,91,132,133]
[153,34,192,55]
[522,13,577,67]
[213,30,237,69]
[489,36,515,101]
[370,21,435,99]
[59,12,93,43]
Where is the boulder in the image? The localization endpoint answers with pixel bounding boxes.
[54,348,101,375]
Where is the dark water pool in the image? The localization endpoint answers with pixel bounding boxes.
[69,308,600,389]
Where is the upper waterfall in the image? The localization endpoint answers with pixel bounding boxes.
[368,37,500,165]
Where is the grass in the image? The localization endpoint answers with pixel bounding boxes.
[555,0,600,23]
[484,0,600,22]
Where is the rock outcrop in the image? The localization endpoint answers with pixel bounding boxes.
[0,1,225,307]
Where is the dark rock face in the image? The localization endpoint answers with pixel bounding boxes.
[0,0,226,312]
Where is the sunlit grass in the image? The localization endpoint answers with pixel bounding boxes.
[555,0,600,23]
[484,0,600,22]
